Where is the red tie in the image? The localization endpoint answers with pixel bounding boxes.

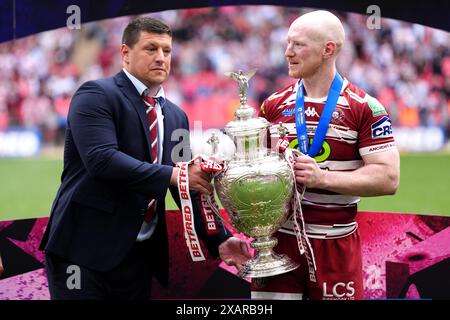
[142,95,159,163]
[142,94,159,223]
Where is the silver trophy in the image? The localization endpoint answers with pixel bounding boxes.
[212,69,299,278]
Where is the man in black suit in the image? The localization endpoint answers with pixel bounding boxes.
[40,17,250,300]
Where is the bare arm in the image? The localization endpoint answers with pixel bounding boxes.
[294,149,400,196]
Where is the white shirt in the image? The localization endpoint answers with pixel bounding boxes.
[122,68,166,162]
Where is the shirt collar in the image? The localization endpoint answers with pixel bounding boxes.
[122,68,166,108]
[293,74,348,96]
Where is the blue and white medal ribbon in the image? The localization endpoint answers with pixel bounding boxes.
[294,72,344,157]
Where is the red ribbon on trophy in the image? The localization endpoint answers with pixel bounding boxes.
[200,157,225,173]
[176,154,225,262]
[176,161,206,262]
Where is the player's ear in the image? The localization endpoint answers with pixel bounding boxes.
[323,41,337,58]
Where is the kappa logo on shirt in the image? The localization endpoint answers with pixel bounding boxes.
[371,116,393,139]
[280,106,319,118]
[304,106,319,117]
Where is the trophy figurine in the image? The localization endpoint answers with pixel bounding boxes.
[211,69,299,278]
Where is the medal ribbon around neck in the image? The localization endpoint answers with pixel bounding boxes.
[294,72,343,157]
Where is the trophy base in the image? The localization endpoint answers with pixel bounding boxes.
[237,252,299,278]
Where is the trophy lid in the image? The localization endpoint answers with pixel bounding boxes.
[224,108,270,136]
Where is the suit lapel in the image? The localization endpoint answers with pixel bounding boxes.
[114,71,152,159]
[162,103,174,165]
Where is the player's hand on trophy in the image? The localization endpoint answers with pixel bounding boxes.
[294,154,325,189]
[219,237,252,271]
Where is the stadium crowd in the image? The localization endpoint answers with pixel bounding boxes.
[0,6,449,145]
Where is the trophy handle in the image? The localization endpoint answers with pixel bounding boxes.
[205,192,237,231]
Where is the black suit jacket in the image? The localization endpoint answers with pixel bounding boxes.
[39,70,230,285]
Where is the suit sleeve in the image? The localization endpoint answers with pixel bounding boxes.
[68,81,173,199]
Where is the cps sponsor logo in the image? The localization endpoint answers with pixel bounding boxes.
[371,116,393,139]
[323,281,355,299]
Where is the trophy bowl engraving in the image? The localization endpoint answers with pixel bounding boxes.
[215,154,298,278]
[212,69,299,278]
[215,157,293,237]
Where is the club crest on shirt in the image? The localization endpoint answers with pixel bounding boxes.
[331,109,345,125]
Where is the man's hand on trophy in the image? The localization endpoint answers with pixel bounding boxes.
[294,154,325,189]
[218,237,252,271]
[188,163,214,194]
[170,164,213,194]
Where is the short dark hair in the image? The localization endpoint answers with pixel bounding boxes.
[122,17,172,48]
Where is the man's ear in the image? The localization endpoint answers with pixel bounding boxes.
[323,41,337,58]
[120,44,130,64]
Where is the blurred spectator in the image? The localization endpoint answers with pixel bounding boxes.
[0,6,449,145]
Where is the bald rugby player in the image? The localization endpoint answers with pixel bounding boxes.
[228,10,400,300]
